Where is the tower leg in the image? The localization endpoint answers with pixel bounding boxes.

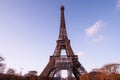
[39,56,55,79]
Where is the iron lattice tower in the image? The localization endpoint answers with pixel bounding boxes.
[39,6,86,80]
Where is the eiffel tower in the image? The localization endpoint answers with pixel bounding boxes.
[39,6,86,80]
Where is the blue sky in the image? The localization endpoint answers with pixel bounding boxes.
[0,0,120,75]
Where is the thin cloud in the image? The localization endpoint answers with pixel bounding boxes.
[76,51,85,58]
[86,20,104,37]
[116,0,120,9]
[92,35,107,43]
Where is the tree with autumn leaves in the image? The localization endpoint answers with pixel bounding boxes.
[80,63,120,80]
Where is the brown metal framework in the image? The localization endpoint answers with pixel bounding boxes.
[39,6,86,80]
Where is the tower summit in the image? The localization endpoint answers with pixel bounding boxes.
[59,6,68,40]
[39,6,86,80]
[53,6,74,56]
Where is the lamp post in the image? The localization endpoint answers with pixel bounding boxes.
[20,68,23,76]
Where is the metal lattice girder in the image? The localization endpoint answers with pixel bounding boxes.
[39,6,87,80]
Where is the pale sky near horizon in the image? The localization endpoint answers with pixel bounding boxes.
[0,0,120,75]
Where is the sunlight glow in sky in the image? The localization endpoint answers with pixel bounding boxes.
[0,0,120,75]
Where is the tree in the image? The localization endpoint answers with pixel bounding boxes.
[0,56,6,73]
[80,73,89,80]
[24,70,38,80]
[28,71,38,76]
[100,63,120,80]
[24,70,38,77]
[6,68,15,75]
[100,63,120,74]
[0,56,4,62]
[88,71,106,80]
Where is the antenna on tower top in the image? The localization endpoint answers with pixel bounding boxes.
[60,5,64,10]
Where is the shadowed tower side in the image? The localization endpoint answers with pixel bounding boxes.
[39,6,86,80]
